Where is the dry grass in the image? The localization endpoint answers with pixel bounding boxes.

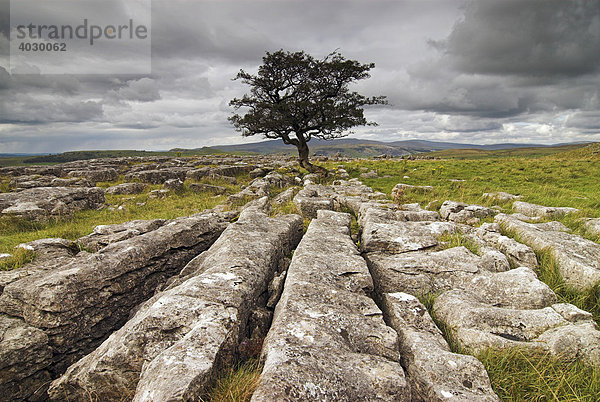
[202,359,263,402]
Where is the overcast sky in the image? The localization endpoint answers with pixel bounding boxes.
[1,0,599,153]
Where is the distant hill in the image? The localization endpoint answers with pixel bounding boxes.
[3,139,591,167]
[201,138,587,157]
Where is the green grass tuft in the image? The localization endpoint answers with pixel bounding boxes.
[202,359,263,402]
[534,248,600,327]
[479,348,600,401]
[0,247,36,271]
[438,232,480,255]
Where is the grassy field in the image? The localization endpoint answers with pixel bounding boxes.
[0,175,246,265]
[1,143,599,400]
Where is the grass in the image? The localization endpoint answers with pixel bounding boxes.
[437,232,481,255]
[419,292,600,401]
[0,183,239,256]
[0,247,36,271]
[334,143,600,222]
[479,348,600,401]
[533,248,600,327]
[270,200,298,216]
[202,359,263,402]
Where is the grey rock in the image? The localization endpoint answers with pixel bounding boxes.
[228,172,291,204]
[10,175,92,190]
[360,220,457,254]
[209,173,237,184]
[0,212,229,400]
[272,187,298,206]
[366,247,484,295]
[467,267,557,309]
[582,218,600,236]
[0,239,80,294]
[189,183,227,195]
[67,168,118,183]
[497,214,600,290]
[249,167,268,178]
[125,168,187,184]
[267,270,287,309]
[148,189,170,199]
[433,290,600,365]
[470,223,538,269]
[49,211,302,401]
[477,249,511,273]
[360,170,378,179]
[0,315,53,401]
[440,201,497,225]
[380,292,499,402]
[104,182,147,195]
[162,178,184,191]
[513,201,579,218]
[252,211,410,401]
[293,185,336,219]
[77,219,167,252]
[0,187,105,221]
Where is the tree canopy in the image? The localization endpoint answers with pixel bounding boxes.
[229,49,386,172]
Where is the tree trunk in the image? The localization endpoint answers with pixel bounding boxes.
[296,142,327,175]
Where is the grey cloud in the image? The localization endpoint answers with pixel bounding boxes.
[1,0,598,152]
[445,0,600,77]
[565,111,600,130]
[108,77,161,102]
[0,93,103,124]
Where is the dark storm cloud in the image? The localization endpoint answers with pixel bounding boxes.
[1,0,599,152]
[444,0,600,77]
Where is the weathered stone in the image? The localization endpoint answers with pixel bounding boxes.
[477,249,511,273]
[380,292,499,402]
[366,247,485,295]
[0,239,80,294]
[582,218,600,236]
[433,290,600,365]
[271,187,298,205]
[360,169,378,179]
[209,173,237,184]
[77,219,167,252]
[67,168,118,183]
[0,212,229,399]
[360,220,457,254]
[513,201,579,218]
[440,201,497,225]
[10,175,92,190]
[253,210,410,401]
[104,182,147,195]
[482,192,522,203]
[467,267,556,309]
[229,172,292,204]
[469,223,538,269]
[148,189,170,199]
[162,178,184,191]
[0,187,104,221]
[0,315,53,401]
[125,168,187,184]
[497,214,600,290]
[293,185,336,219]
[49,211,302,401]
[189,182,227,195]
[249,167,268,178]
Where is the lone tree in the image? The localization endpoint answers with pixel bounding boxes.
[229,50,386,173]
